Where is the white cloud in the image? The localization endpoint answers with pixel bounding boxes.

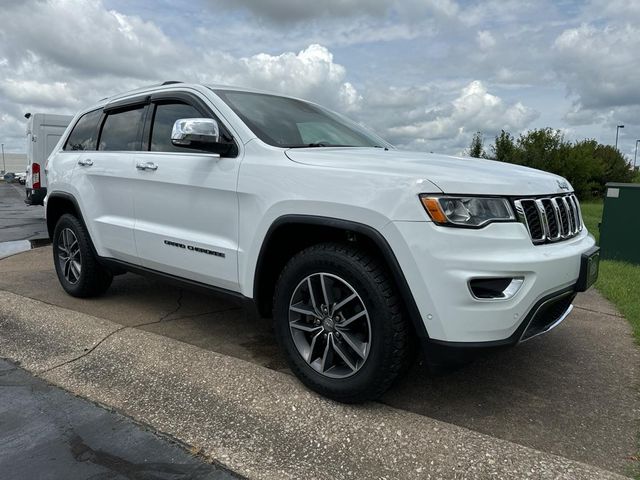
[581,0,640,23]
[0,80,72,109]
[218,45,359,110]
[0,0,185,150]
[386,81,538,146]
[0,1,362,150]
[0,0,177,79]
[553,24,640,111]
[476,30,496,50]
[364,85,433,110]
[5,0,627,156]
[338,82,362,112]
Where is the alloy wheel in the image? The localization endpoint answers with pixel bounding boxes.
[288,272,371,378]
[57,228,82,284]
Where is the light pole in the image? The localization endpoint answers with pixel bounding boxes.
[1,143,4,175]
[615,125,624,150]
[635,140,640,170]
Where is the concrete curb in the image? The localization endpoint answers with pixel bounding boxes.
[0,291,121,372]
[0,290,627,479]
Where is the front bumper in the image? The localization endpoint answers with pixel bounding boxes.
[383,220,597,344]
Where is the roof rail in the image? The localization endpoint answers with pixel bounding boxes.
[96,81,186,105]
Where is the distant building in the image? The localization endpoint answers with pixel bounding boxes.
[1,153,27,174]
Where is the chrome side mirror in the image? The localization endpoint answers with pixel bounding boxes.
[171,118,220,147]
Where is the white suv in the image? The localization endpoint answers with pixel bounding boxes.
[45,82,599,402]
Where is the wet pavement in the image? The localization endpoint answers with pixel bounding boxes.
[0,182,48,257]
[0,359,239,480]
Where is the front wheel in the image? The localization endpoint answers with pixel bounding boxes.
[53,214,113,298]
[273,243,410,403]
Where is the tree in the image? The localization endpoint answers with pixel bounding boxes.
[515,128,566,172]
[491,130,516,162]
[468,131,484,158]
[594,144,634,190]
[560,139,603,198]
[483,127,635,199]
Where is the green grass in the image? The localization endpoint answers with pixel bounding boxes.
[580,200,603,244]
[597,260,640,343]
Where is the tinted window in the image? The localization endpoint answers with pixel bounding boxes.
[64,109,102,151]
[150,102,207,152]
[99,107,145,151]
[214,90,389,149]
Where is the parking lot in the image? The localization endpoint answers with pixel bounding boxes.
[1,181,638,478]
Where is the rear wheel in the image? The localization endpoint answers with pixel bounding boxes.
[273,242,410,403]
[53,214,112,297]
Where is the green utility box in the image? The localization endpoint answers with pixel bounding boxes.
[599,182,640,265]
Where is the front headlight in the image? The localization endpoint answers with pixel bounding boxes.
[419,195,515,227]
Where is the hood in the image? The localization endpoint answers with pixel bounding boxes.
[285,147,572,196]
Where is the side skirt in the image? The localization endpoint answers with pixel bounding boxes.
[98,257,260,317]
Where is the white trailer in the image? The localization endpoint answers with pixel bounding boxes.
[25,113,73,205]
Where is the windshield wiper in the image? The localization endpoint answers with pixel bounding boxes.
[287,143,353,148]
[286,143,389,149]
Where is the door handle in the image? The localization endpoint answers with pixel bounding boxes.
[136,162,158,171]
[77,158,93,167]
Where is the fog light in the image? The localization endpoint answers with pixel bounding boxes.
[469,277,524,300]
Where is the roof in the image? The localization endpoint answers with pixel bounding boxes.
[105,82,272,99]
[75,82,314,123]
[99,82,299,107]
[205,83,284,96]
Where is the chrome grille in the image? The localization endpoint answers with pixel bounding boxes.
[514,194,583,244]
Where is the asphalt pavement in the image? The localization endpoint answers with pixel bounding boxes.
[0,182,47,244]
[0,359,238,480]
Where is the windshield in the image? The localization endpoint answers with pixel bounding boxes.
[212,89,390,149]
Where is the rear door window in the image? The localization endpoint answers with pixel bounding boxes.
[64,109,102,151]
[99,106,145,151]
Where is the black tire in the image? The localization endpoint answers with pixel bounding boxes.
[273,242,410,403]
[52,214,113,298]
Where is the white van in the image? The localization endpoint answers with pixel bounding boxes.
[25,113,73,205]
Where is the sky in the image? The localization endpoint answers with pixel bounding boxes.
[1,0,639,162]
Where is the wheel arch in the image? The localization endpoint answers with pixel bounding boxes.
[46,192,84,239]
[47,191,125,276]
[253,215,429,342]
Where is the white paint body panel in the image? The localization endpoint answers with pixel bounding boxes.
[47,83,596,344]
[132,150,241,290]
[384,221,595,341]
[285,148,573,198]
[73,151,138,263]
